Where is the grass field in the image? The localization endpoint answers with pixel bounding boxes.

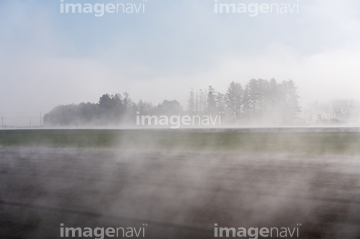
[0,129,360,155]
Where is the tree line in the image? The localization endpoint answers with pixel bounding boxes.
[43,78,303,126]
[43,93,183,126]
[187,78,301,124]
[303,99,360,125]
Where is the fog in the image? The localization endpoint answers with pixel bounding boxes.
[1,132,360,238]
[1,0,360,118]
[1,0,360,238]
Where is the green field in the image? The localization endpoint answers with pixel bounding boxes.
[1,129,359,155]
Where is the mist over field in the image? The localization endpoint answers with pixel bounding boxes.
[1,0,360,239]
[1,129,360,239]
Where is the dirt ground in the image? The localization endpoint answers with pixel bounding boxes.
[0,147,359,239]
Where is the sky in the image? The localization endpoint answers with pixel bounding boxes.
[1,0,360,123]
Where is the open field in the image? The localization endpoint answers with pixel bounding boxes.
[0,128,360,154]
[0,129,360,239]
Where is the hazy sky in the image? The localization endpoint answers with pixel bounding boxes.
[1,0,360,120]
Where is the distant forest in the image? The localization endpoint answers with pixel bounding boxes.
[43,78,359,126]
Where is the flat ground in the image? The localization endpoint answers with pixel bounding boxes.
[0,129,359,238]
